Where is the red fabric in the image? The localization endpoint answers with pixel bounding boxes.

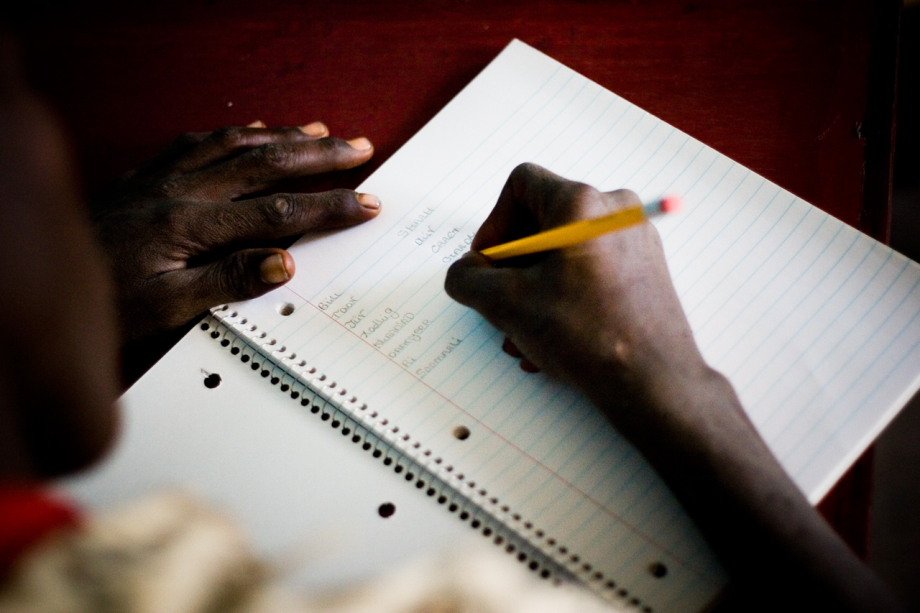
[0,485,81,578]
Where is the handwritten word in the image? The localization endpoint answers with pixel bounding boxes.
[387,320,432,358]
[416,337,463,378]
[344,309,366,329]
[361,308,401,338]
[331,296,358,319]
[316,292,342,311]
[397,207,435,239]
[372,312,417,348]
[414,226,435,246]
[431,228,460,253]
[441,233,475,264]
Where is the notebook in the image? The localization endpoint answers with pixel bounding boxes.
[64,40,920,613]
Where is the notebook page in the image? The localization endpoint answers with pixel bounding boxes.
[226,41,725,612]
[275,39,920,502]
[224,39,920,612]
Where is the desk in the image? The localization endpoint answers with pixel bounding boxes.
[17,0,900,559]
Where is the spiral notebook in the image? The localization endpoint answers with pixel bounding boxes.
[66,40,920,613]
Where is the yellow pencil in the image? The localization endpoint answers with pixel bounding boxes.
[480,196,682,261]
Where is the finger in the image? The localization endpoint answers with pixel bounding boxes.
[248,120,328,136]
[164,248,297,323]
[445,252,535,334]
[602,188,643,213]
[181,136,374,201]
[472,163,602,251]
[166,123,332,176]
[471,163,543,251]
[502,336,540,371]
[171,189,381,251]
[519,357,541,373]
[502,336,524,357]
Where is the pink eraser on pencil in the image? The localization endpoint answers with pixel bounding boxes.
[660,195,682,213]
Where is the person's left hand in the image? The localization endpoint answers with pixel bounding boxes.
[93,121,381,341]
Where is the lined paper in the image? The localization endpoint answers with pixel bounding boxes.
[224,40,920,613]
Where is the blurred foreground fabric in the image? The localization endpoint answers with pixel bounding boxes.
[0,492,620,613]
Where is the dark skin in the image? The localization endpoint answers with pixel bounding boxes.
[92,121,380,341]
[0,35,380,479]
[445,163,906,612]
[0,33,904,610]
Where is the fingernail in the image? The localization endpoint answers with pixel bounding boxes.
[247,120,266,128]
[356,192,381,209]
[299,121,328,137]
[260,254,290,285]
[346,136,373,151]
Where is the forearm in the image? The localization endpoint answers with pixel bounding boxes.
[588,361,903,612]
[444,166,903,612]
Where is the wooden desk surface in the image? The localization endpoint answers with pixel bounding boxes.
[15,0,900,559]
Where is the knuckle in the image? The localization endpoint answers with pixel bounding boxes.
[510,163,540,191]
[567,181,600,201]
[151,175,185,198]
[563,182,605,214]
[316,189,358,221]
[174,132,204,147]
[265,193,298,224]
[315,137,342,154]
[155,201,189,236]
[510,163,563,199]
[256,191,351,233]
[608,188,641,207]
[511,162,540,179]
[257,143,295,171]
[327,188,356,207]
[294,190,353,227]
[211,126,247,148]
[280,126,307,139]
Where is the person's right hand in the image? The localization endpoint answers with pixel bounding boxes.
[445,163,710,428]
[93,121,381,341]
[446,164,907,613]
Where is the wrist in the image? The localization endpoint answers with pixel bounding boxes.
[578,334,728,439]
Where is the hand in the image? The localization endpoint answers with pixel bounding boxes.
[445,163,707,425]
[93,121,381,341]
[446,164,905,613]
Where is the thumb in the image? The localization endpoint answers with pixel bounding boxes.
[445,252,531,333]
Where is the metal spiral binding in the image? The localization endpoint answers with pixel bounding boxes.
[203,308,656,612]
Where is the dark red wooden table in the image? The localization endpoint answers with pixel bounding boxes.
[14,0,900,559]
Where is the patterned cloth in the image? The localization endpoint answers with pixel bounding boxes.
[0,491,619,613]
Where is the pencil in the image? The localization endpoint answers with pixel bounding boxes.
[479,196,682,261]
